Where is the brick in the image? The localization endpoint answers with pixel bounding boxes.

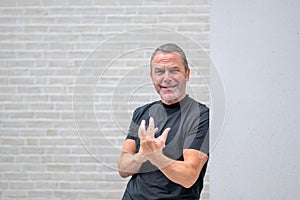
[17,86,41,94]
[0,25,22,33]
[2,120,27,128]
[0,164,21,172]
[53,173,78,181]
[22,147,45,154]
[51,156,78,163]
[24,8,49,16]
[0,86,17,94]
[0,138,25,145]
[9,112,34,119]
[4,103,27,110]
[30,17,56,24]
[33,112,59,119]
[55,16,81,24]
[47,164,72,172]
[51,120,75,128]
[46,129,57,136]
[26,138,39,145]
[28,191,52,199]
[48,77,73,85]
[79,156,98,163]
[0,0,16,7]
[103,172,123,181]
[78,173,103,181]
[0,8,22,15]
[1,191,27,199]
[29,104,54,110]
[39,138,65,146]
[16,0,41,7]
[0,95,22,102]
[0,17,16,24]
[0,156,14,162]
[26,121,53,128]
[24,25,48,33]
[72,164,97,172]
[34,181,59,189]
[72,25,98,32]
[10,77,34,85]
[52,191,78,199]
[96,181,128,189]
[20,130,45,137]
[60,182,97,190]
[59,112,73,119]
[29,173,52,181]
[77,191,107,199]
[0,129,19,136]
[81,16,106,24]
[16,155,40,163]
[0,182,8,190]
[42,0,67,7]
[4,173,29,180]
[53,130,75,137]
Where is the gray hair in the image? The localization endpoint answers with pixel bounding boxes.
[150,43,189,72]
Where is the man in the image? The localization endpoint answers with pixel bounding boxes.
[118,43,209,199]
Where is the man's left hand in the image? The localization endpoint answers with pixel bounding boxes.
[138,117,171,157]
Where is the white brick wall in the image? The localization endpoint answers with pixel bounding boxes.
[0,0,210,199]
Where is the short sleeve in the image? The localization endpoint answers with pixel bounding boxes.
[125,107,144,152]
[183,105,209,155]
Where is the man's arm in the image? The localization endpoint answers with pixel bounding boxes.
[117,139,146,178]
[146,148,208,188]
[118,117,208,188]
[138,117,208,188]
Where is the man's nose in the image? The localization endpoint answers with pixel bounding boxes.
[162,71,172,82]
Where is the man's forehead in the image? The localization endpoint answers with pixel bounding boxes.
[152,52,184,66]
[152,52,181,61]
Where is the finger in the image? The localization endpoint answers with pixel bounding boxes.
[138,120,146,138]
[154,127,159,134]
[158,127,171,144]
[148,117,155,131]
[146,117,156,138]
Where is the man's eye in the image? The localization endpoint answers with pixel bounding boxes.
[155,70,164,74]
[170,69,179,74]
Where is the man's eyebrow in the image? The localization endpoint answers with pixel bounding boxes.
[152,65,165,71]
[153,65,180,69]
[169,66,180,69]
[152,65,164,68]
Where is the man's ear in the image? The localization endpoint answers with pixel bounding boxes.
[185,68,190,81]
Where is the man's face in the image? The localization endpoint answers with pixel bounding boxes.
[151,52,190,105]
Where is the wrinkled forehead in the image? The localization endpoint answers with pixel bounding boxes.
[151,52,184,67]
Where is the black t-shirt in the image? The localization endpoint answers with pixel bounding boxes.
[122,95,209,200]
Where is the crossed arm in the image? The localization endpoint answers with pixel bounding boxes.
[117,117,208,188]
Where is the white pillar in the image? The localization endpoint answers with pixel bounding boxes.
[210,0,300,199]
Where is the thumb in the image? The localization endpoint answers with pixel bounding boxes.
[158,127,171,144]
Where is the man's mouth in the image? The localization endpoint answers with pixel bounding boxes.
[160,85,177,89]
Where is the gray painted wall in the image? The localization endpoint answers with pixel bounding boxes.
[210,0,300,199]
